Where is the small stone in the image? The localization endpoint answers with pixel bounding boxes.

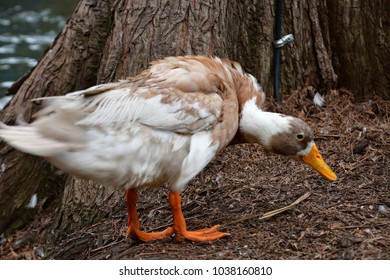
[0,233,6,245]
[363,228,373,237]
[34,246,45,258]
[353,139,369,154]
[378,205,389,215]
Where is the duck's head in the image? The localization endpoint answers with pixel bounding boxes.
[238,98,337,181]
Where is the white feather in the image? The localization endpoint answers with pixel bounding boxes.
[171,131,217,192]
[313,92,325,107]
[26,194,38,208]
[240,97,290,147]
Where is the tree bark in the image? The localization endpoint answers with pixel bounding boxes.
[0,0,115,233]
[0,0,389,234]
[326,0,390,100]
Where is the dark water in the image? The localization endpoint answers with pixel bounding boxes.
[0,0,79,104]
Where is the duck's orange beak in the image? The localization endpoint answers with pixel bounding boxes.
[300,144,337,181]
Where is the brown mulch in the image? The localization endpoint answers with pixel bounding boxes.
[1,88,389,260]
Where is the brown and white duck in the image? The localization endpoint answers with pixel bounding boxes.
[0,55,336,242]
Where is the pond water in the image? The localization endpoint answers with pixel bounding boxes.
[0,0,79,101]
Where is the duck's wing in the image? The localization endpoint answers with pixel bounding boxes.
[84,87,223,134]
[33,81,224,136]
[35,56,239,138]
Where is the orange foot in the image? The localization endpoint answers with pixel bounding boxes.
[126,189,174,242]
[169,191,229,242]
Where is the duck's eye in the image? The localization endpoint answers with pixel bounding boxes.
[296,133,304,140]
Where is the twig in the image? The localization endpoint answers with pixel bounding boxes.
[90,240,124,253]
[220,192,311,229]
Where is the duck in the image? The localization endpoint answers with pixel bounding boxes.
[0,55,336,242]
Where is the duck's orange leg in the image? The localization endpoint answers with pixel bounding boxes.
[169,191,229,242]
[125,189,174,242]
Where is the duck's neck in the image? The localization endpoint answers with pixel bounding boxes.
[236,98,291,149]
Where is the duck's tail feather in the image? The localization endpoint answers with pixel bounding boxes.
[0,122,70,157]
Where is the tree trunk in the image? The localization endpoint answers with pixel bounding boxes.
[0,0,388,234]
[0,0,115,233]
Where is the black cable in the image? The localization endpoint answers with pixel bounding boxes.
[273,0,283,102]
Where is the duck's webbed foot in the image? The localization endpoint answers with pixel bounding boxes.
[169,191,229,242]
[126,189,174,242]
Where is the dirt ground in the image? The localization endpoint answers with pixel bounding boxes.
[1,89,389,260]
